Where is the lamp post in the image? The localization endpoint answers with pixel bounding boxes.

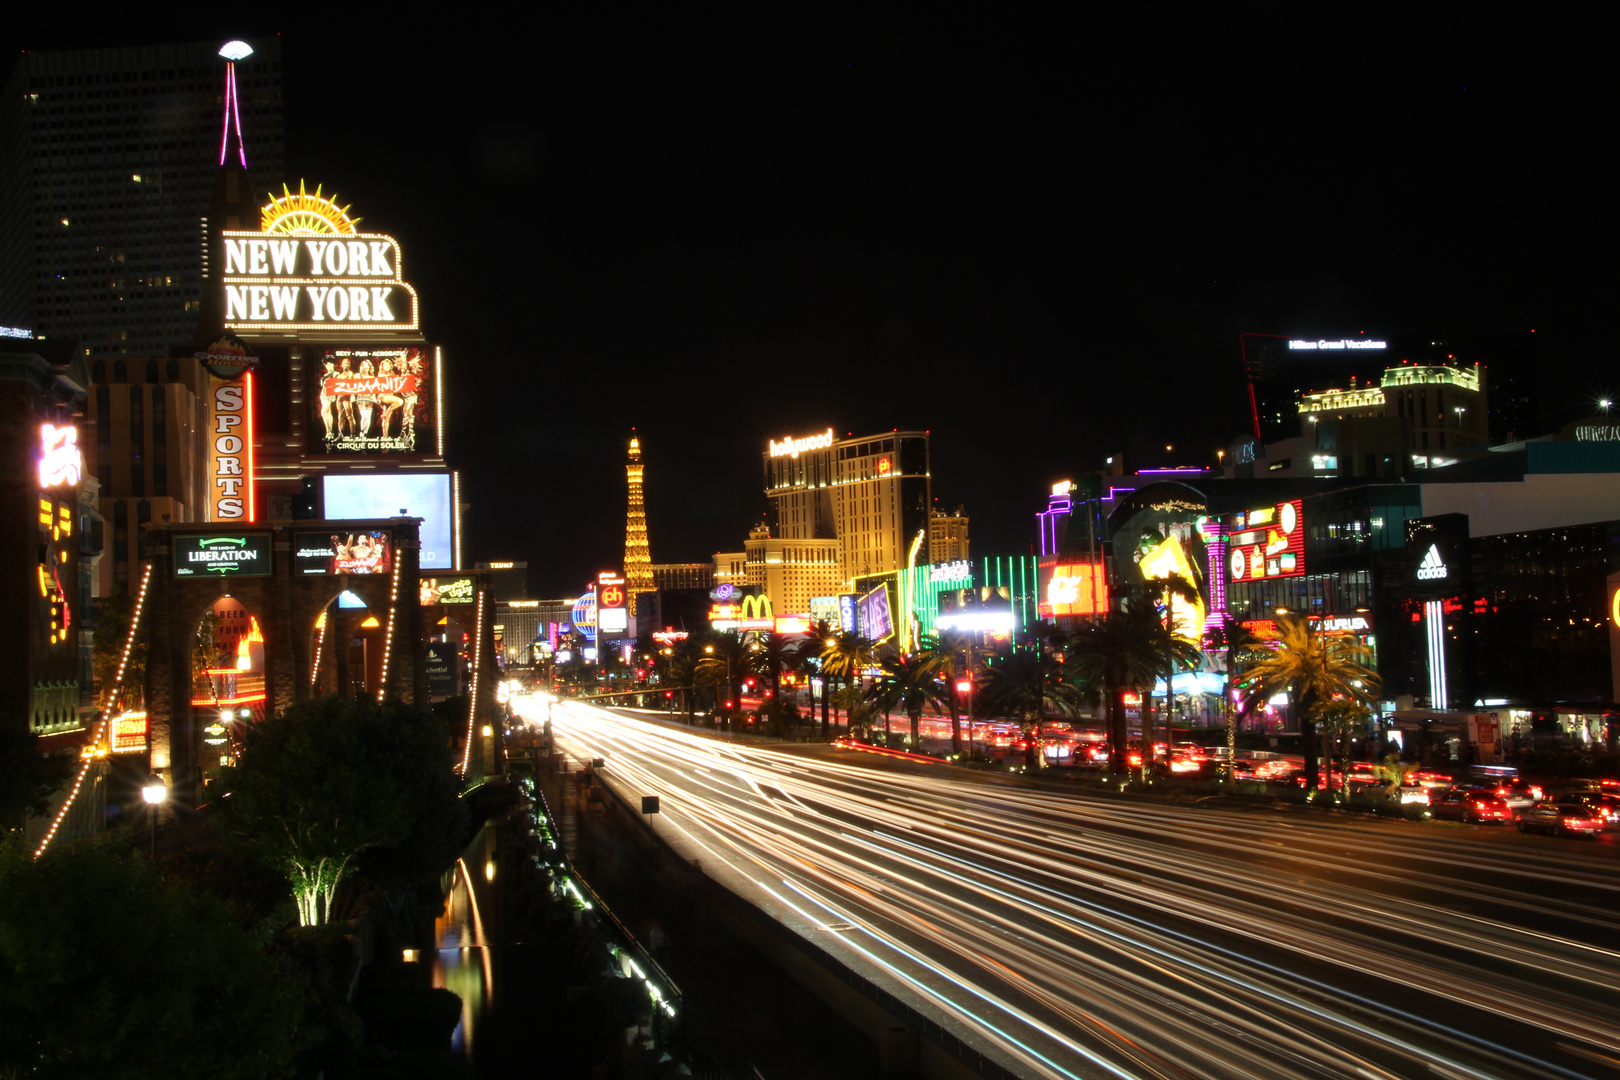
[141,777,166,860]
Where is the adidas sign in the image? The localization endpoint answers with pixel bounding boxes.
[1416,544,1448,580]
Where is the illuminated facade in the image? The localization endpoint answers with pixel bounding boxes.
[1292,362,1490,474]
[742,525,841,615]
[0,40,286,359]
[928,505,969,563]
[2,347,97,757]
[624,436,653,615]
[763,428,932,589]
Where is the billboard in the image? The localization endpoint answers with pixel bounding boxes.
[1137,534,1205,644]
[322,472,453,569]
[420,576,475,605]
[1226,498,1305,582]
[597,572,628,635]
[1038,558,1109,617]
[293,530,393,575]
[312,347,434,455]
[173,534,272,578]
[857,584,894,642]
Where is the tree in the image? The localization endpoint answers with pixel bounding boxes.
[1066,603,1168,774]
[917,629,974,755]
[819,631,876,736]
[1240,617,1379,792]
[0,834,303,1078]
[1317,697,1372,801]
[695,632,764,727]
[214,697,466,926]
[92,586,146,710]
[864,653,949,751]
[975,648,1084,768]
[0,725,75,831]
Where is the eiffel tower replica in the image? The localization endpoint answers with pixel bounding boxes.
[624,434,655,616]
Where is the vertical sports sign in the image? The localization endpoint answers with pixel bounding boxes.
[195,335,259,521]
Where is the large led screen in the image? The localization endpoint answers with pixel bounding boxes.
[1226,498,1305,582]
[311,346,435,455]
[1037,558,1109,617]
[322,472,453,569]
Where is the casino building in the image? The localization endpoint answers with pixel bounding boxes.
[762,427,932,592]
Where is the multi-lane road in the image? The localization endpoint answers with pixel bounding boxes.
[538,697,1620,1080]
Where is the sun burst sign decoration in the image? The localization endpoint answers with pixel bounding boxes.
[261,180,361,235]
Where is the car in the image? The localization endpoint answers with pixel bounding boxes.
[1551,793,1619,828]
[1489,777,1543,816]
[1516,802,1607,838]
[1429,787,1513,824]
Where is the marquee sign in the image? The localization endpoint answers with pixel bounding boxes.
[1038,559,1108,617]
[930,559,971,584]
[768,428,835,459]
[420,577,475,605]
[219,229,419,331]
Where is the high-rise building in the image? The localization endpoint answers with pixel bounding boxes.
[928,505,969,563]
[763,427,931,588]
[624,435,653,615]
[0,39,285,359]
[742,524,840,615]
[649,562,712,591]
[476,561,529,602]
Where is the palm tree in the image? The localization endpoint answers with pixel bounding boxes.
[865,653,950,751]
[916,629,974,755]
[1240,617,1379,792]
[820,630,876,737]
[696,632,765,729]
[1066,603,1170,774]
[975,647,1084,768]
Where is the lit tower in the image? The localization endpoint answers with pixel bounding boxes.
[624,433,654,616]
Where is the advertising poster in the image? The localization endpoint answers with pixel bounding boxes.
[1038,558,1109,617]
[293,530,393,575]
[420,576,475,605]
[858,584,894,642]
[312,346,433,454]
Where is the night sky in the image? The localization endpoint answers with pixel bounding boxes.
[7,13,1609,599]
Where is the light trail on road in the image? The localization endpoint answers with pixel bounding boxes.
[542,699,1620,1080]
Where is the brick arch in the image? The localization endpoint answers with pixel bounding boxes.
[144,521,431,809]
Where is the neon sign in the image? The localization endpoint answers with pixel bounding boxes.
[37,424,82,487]
[768,428,834,459]
[209,374,255,520]
[1038,560,1108,617]
[1226,499,1305,581]
[929,559,971,584]
[219,225,419,331]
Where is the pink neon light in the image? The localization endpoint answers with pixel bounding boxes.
[230,63,246,167]
[218,62,232,165]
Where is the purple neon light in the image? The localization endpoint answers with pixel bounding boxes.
[1135,467,1210,475]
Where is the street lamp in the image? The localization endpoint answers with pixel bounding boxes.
[141,777,166,859]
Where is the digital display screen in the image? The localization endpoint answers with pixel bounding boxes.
[312,347,434,455]
[293,530,393,575]
[1038,559,1109,617]
[322,472,453,569]
[420,577,475,605]
[173,534,272,578]
[1226,499,1305,582]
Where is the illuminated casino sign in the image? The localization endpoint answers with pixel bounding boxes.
[768,428,834,458]
[220,182,419,332]
[930,559,971,584]
[192,335,259,522]
[1226,499,1305,581]
[598,570,629,635]
[173,534,272,578]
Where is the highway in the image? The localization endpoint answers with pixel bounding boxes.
[536,696,1620,1080]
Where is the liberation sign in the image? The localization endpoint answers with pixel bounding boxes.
[173,534,272,577]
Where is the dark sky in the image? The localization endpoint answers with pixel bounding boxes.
[7,11,1610,598]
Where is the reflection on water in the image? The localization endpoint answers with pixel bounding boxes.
[433,856,493,1056]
